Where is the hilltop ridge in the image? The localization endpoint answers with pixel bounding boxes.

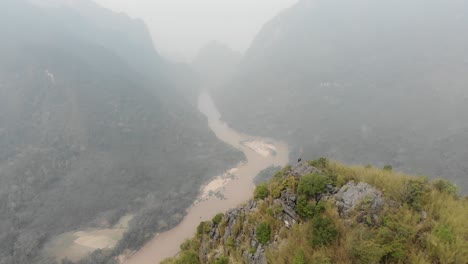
[164,159,468,264]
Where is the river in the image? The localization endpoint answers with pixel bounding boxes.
[123,93,289,263]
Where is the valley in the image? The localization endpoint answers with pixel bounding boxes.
[123,93,289,263]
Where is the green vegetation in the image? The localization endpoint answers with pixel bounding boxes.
[310,215,338,247]
[166,160,468,264]
[433,179,459,196]
[405,180,430,211]
[256,222,272,245]
[212,213,224,225]
[225,236,235,248]
[293,248,306,264]
[309,157,329,169]
[383,165,393,171]
[254,184,270,200]
[297,173,328,201]
[175,252,200,264]
[296,197,324,219]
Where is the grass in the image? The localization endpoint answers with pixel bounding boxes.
[165,159,468,264]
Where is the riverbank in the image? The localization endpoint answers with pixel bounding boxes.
[122,93,289,263]
[44,215,133,262]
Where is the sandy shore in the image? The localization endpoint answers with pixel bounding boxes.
[45,215,132,262]
[241,140,277,157]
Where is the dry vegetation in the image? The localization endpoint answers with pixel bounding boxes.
[164,159,468,264]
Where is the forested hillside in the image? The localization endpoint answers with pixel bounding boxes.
[165,159,468,264]
[0,1,243,263]
[214,0,468,192]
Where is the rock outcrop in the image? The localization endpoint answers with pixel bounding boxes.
[291,163,321,178]
[335,181,384,224]
[199,164,388,263]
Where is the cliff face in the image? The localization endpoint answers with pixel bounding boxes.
[214,0,468,192]
[0,1,243,263]
[164,160,468,264]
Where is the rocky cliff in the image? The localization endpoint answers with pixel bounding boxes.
[164,159,467,264]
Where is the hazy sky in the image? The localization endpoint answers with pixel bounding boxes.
[95,0,297,62]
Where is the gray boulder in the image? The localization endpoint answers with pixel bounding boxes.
[335,181,384,224]
[243,244,267,264]
[291,163,321,177]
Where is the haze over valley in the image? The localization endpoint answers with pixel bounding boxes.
[0,0,467,264]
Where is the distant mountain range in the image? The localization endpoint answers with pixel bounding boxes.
[214,0,468,193]
[0,1,242,263]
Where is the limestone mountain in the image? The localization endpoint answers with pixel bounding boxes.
[0,1,242,263]
[214,0,468,192]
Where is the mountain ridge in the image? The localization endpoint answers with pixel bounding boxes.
[165,159,468,264]
[0,1,243,263]
[214,0,468,193]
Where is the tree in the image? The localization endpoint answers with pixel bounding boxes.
[254,184,269,200]
[298,173,328,203]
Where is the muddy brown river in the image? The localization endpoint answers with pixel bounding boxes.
[123,93,289,263]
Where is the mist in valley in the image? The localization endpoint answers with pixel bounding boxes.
[0,0,467,263]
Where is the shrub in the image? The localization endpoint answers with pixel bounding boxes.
[405,180,430,211]
[293,248,306,264]
[180,239,193,251]
[296,196,325,219]
[298,173,328,201]
[376,211,416,262]
[226,236,235,248]
[175,252,199,264]
[309,157,329,169]
[254,184,270,200]
[270,177,297,198]
[352,239,386,264]
[310,215,338,247]
[383,165,393,171]
[270,181,283,199]
[197,222,205,236]
[212,213,223,225]
[256,222,271,245]
[196,221,211,236]
[432,179,458,196]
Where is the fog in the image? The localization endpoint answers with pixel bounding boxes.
[95,0,297,61]
[1,0,467,263]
